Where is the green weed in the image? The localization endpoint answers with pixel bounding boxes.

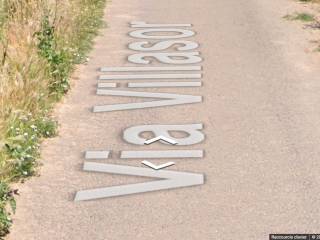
[284,12,315,22]
[0,182,17,237]
[35,16,71,100]
[4,112,57,179]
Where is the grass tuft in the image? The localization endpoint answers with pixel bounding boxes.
[284,12,315,22]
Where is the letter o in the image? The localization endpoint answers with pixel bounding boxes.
[129,28,195,39]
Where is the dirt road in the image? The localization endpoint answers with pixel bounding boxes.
[7,0,320,239]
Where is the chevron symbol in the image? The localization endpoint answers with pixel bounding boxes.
[141,161,175,170]
[144,136,177,145]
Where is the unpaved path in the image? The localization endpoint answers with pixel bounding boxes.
[7,0,320,239]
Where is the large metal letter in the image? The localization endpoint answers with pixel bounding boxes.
[123,124,205,145]
[128,40,199,51]
[74,162,204,201]
[93,90,202,112]
[130,21,192,28]
[120,150,204,158]
[129,28,195,39]
[128,52,202,65]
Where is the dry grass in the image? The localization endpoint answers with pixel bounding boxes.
[0,0,106,236]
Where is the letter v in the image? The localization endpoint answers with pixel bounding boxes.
[93,89,202,112]
[74,162,204,201]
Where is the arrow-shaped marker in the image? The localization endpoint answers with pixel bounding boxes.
[142,161,175,170]
[144,136,177,145]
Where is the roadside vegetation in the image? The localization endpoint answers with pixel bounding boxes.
[284,0,320,50]
[299,0,320,3]
[284,12,315,21]
[0,0,106,237]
